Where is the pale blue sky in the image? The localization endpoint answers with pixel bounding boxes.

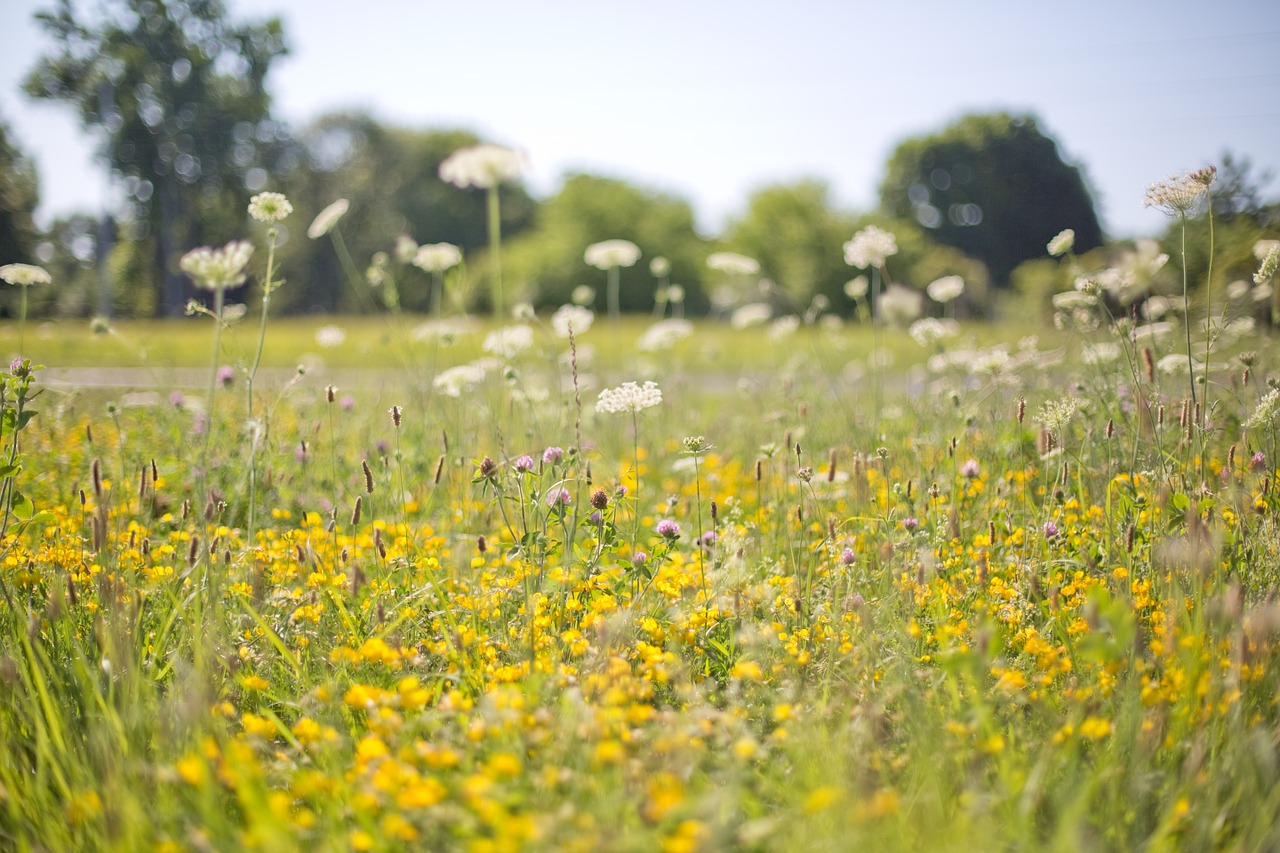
[2,0,1278,239]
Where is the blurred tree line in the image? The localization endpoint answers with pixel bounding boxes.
[2,0,1276,322]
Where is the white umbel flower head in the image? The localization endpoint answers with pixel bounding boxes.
[413,243,463,273]
[706,252,760,276]
[876,285,922,325]
[180,241,253,291]
[584,239,641,270]
[1047,229,1075,256]
[1255,244,1280,285]
[308,199,349,239]
[482,324,533,360]
[637,319,693,351]
[439,144,524,189]
[926,275,965,304]
[596,380,662,414]
[248,192,292,223]
[844,226,898,269]
[1143,169,1214,216]
[551,304,594,338]
[0,263,51,286]
[433,362,487,397]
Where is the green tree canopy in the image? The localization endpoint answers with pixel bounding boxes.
[720,179,858,311]
[879,112,1103,287]
[0,117,40,268]
[275,113,538,314]
[504,173,707,313]
[25,0,289,316]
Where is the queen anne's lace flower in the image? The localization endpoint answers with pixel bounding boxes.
[843,226,898,269]
[180,241,253,291]
[307,199,349,239]
[439,144,524,189]
[413,243,462,273]
[0,264,51,286]
[596,380,662,414]
[637,319,693,351]
[926,275,965,303]
[1047,229,1075,256]
[248,192,292,223]
[551,304,594,338]
[1143,171,1211,216]
[433,363,487,397]
[584,240,641,270]
[482,325,533,360]
[706,252,759,276]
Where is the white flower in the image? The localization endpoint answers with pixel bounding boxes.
[1255,245,1280,285]
[433,362,487,397]
[1051,291,1096,310]
[571,285,595,305]
[248,192,292,223]
[706,252,759,276]
[649,256,671,277]
[876,284,922,325]
[395,234,419,265]
[1143,171,1210,216]
[307,199,349,239]
[1226,280,1251,301]
[843,276,868,299]
[439,144,524,189]
[666,285,685,303]
[1253,239,1280,261]
[843,225,898,269]
[730,303,772,329]
[596,380,662,414]
[1142,297,1170,320]
[1244,389,1280,430]
[180,241,254,291]
[414,243,462,273]
[1082,342,1121,365]
[909,318,959,347]
[637,319,693,351]
[551,304,594,338]
[315,325,346,348]
[482,325,533,359]
[584,239,641,270]
[969,347,1010,377]
[925,275,965,304]
[1047,229,1075,256]
[1131,321,1173,342]
[1157,354,1202,375]
[0,263,51,286]
[767,315,800,340]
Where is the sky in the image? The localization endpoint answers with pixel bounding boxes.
[2,0,1278,241]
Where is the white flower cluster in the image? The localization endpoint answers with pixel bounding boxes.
[767,315,800,340]
[637,319,693,351]
[843,225,898,269]
[180,241,254,291]
[482,325,533,360]
[433,363,487,397]
[1244,388,1280,430]
[248,191,292,224]
[926,275,965,304]
[0,263,51,286]
[596,380,662,414]
[584,239,641,270]
[1143,169,1213,216]
[307,199,349,239]
[1047,229,1075,257]
[908,318,959,347]
[1255,244,1279,286]
[876,284,922,326]
[730,303,772,329]
[439,144,524,189]
[413,243,463,273]
[551,304,594,338]
[706,252,759,276]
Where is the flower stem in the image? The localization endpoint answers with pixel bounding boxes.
[1179,214,1197,413]
[487,186,504,318]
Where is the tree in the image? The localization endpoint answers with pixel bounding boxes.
[503,173,707,313]
[0,117,40,268]
[721,180,857,311]
[276,113,537,314]
[25,0,289,316]
[1210,150,1274,221]
[880,112,1103,287]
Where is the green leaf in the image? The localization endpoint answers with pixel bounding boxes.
[10,490,35,520]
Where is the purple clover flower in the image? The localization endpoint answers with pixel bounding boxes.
[542,446,564,465]
[656,518,681,539]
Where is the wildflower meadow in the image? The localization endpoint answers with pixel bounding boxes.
[3,171,1280,853]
